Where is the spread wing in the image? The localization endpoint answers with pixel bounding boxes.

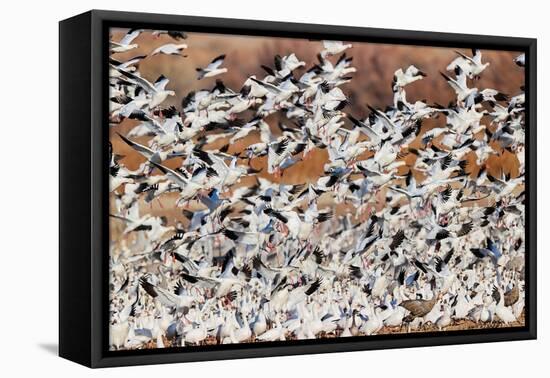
[207,54,226,70]
[150,161,189,188]
[120,29,142,45]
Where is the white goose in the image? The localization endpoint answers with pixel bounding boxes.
[440,66,476,103]
[256,316,286,341]
[320,40,352,57]
[196,55,228,79]
[110,29,142,53]
[392,65,427,89]
[151,43,188,56]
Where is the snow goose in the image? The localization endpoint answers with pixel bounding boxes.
[110,320,130,350]
[196,54,228,79]
[109,55,146,78]
[381,303,407,327]
[230,312,252,343]
[435,304,452,330]
[251,310,267,336]
[447,49,490,79]
[110,173,134,193]
[513,53,525,67]
[250,76,300,104]
[440,66,476,103]
[285,278,323,310]
[113,67,175,109]
[321,40,352,58]
[266,53,306,77]
[116,132,181,164]
[152,30,188,40]
[110,29,142,53]
[180,269,245,298]
[151,43,188,57]
[139,277,194,310]
[392,65,427,89]
[149,161,204,203]
[360,306,383,335]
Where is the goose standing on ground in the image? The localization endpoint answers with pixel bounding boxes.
[447,49,490,79]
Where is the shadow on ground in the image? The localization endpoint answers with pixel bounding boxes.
[38,343,58,355]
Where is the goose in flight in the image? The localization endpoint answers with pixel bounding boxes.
[116,132,183,164]
[110,29,142,53]
[109,55,146,77]
[149,161,205,203]
[440,66,476,103]
[513,53,525,67]
[139,277,195,310]
[152,30,188,40]
[196,55,228,80]
[249,76,300,104]
[113,67,175,109]
[392,65,427,89]
[470,237,505,266]
[262,53,306,78]
[447,49,490,79]
[320,40,352,58]
[151,43,188,57]
[180,268,245,298]
[285,278,323,310]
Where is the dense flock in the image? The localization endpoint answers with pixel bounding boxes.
[108,29,526,350]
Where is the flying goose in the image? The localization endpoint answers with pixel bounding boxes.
[513,53,525,67]
[113,67,176,108]
[320,40,353,58]
[447,49,490,79]
[151,30,188,40]
[392,65,427,89]
[440,66,476,103]
[110,29,142,53]
[151,43,188,56]
[139,277,194,310]
[196,55,228,80]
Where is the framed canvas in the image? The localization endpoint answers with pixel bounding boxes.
[59,10,537,368]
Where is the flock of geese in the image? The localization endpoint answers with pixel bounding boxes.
[108,29,526,350]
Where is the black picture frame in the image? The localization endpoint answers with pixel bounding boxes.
[59,9,537,368]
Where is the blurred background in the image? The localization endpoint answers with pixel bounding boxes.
[110,28,524,111]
